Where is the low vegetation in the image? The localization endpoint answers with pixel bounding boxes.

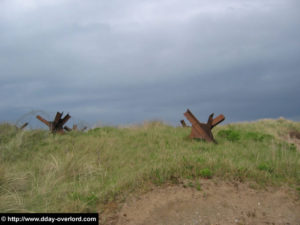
[0,118,299,213]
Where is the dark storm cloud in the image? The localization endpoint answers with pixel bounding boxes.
[0,0,299,126]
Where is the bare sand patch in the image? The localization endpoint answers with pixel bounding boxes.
[114,180,300,225]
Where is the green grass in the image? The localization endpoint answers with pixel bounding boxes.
[0,119,299,213]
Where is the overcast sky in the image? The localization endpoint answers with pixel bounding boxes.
[0,0,299,127]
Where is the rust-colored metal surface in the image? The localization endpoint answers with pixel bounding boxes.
[20,122,29,130]
[60,114,71,127]
[183,109,225,143]
[64,124,78,132]
[64,126,72,132]
[36,115,51,127]
[36,112,71,133]
[180,120,188,127]
[54,112,62,125]
[212,114,225,128]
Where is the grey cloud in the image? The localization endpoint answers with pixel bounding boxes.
[0,0,299,126]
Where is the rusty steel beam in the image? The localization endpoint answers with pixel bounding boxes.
[64,126,72,132]
[180,120,188,127]
[207,113,214,129]
[212,114,225,128]
[60,114,71,127]
[20,122,29,130]
[184,109,201,126]
[54,112,62,125]
[36,115,51,127]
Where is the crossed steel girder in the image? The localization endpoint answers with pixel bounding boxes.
[183,109,225,143]
[36,112,71,133]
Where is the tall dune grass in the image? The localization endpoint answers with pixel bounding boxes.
[0,119,299,213]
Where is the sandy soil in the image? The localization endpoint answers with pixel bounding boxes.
[113,180,300,225]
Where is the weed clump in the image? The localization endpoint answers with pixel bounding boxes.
[288,143,297,152]
[257,163,274,173]
[244,132,272,142]
[218,129,241,142]
[217,129,273,142]
[199,168,213,179]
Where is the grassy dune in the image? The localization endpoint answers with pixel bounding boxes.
[0,119,299,213]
